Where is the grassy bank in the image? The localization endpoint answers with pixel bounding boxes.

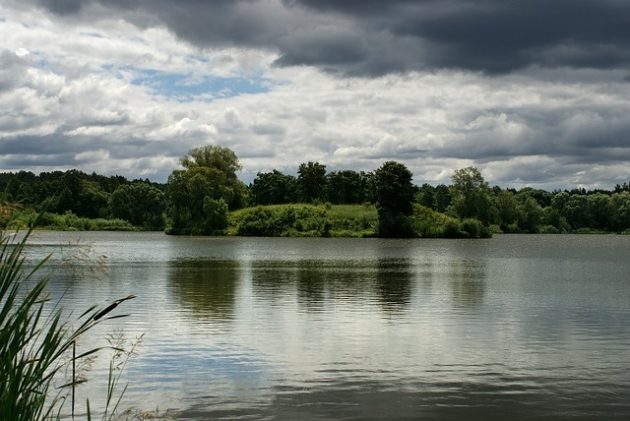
[4,203,492,238]
[228,203,491,238]
[228,203,377,237]
[5,209,138,231]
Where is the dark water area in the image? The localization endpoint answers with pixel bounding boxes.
[23,232,630,420]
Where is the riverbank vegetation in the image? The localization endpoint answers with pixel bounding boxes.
[3,145,630,237]
[0,229,138,419]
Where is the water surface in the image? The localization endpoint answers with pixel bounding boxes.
[25,232,630,419]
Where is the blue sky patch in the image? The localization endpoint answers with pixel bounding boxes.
[128,68,269,101]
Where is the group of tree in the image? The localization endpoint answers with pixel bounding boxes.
[0,170,166,229]
[417,168,630,234]
[249,164,373,206]
[4,145,630,237]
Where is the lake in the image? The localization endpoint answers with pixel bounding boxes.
[23,232,630,420]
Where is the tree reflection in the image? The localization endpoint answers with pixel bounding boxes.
[168,260,240,320]
[375,258,413,314]
[250,259,382,312]
[448,259,486,308]
[250,261,298,305]
[296,260,326,312]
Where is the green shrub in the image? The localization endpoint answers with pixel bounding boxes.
[412,204,460,238]
[443,220,462,238]
[538,224,561,234]
[460,218,481,238]
[234,205,329,237]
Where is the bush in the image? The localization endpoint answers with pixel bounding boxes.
[459,218,490,238]
[538,224,561,234]
[443,220,461,238]
[460,218,482,238]
[411,205,459,238]
[234,205,329,237]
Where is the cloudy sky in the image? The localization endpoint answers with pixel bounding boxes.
[2,0,630,189]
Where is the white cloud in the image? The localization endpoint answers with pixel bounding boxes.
[2,2,630,190]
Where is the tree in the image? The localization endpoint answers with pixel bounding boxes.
[416,183,436,209]
[297,162,326,203]
[373,161,415,238]
[610,192,630,231]
[562,194,588,229]
[450,167,493,224]
[586,193,612,230]
[515,193,543,233]
[249,170,297,205]
[110,182,166,229]
[166,145,245,234]
[434,184,451,212]
[325,170,369,204]
[494,190,518,231]
[181,145,241,181]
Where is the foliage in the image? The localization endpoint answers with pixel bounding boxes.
[7,210,136,231]
[249,170,298,205]
[416,183,436,209]
[325,170,371,204]
[410,205,489,238]
[494,190,518,232]
[0,170,164,230]
[324,204,377,237]
[166,145,246,235]
[229,204,377,238]
[373,161,415,238]
[297,161,327,203]
[450,166,493,224]
[110,183,165,229]
[181,145,241,180]
[232,204,330,237]
[515,193,544,233]
[6,145,630,236]
[0,229,136,420]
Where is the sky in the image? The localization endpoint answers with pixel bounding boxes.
[1,0,630,190]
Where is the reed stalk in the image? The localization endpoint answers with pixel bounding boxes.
[0,228,135,420]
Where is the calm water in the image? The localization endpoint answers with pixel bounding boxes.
[23,232,630,420]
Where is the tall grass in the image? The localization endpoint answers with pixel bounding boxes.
[228,204,377,237]
[7,209,137,231]
[0,228,135,420]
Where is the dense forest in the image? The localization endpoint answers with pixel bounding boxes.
[2,145,630,237]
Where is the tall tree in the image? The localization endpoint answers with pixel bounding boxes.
[325,170,369,204]
[166,145,245,234]
[416,183,436,209]
[297,162,326,203]
[450,167,492,224]
[249,170,297,205]
[434,184,451,213]
[373,161,415,238]
[110,182,166,229]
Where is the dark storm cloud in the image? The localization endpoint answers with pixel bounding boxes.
[29,0,630,76]
[431,103,630,165]
[292,0,630,74]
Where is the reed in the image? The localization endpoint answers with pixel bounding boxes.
[0,228,135,420]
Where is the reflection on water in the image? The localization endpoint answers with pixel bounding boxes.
[249,258,415,314]
[22,232,630,420]
[375,258,413,313]
[449,260,486,308]
[169,260,241,320]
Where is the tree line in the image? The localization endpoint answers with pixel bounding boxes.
[2,145,630,236]
[0,170,167,230]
